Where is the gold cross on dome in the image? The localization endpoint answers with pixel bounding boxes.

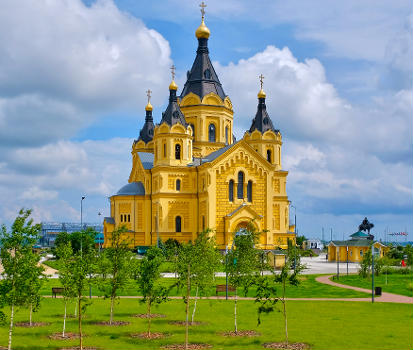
[200,2,207,18]
[170,65,176,81]
[259,74,264,89]
[146,89,152,103]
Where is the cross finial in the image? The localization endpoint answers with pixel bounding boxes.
[200,1,207,19]
[146,89,152,103]
[259,74,264,90]
[170,65,176,81]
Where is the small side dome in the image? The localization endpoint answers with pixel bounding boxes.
[145,101,153,111]
[258,89,266,99]
[169,80,178,91]
[195,18,210,39]
[116,182,145,196]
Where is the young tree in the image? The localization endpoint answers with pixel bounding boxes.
[359,247,372,278]
[0,209,41,350]
[56,242,76,337]
[98,226,132,325]
[274,240,305,346]
[24,252,45,326]
[136,246,168,337]
[226,227,259,334]
[190,230,221,324]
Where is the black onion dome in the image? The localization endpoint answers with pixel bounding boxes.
[138,109,154,143]
[249,95,279,134]
[180,37,226,101]
[160,88,187,127]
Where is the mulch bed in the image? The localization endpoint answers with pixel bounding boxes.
[132,313,166,319]
[59,347,98,350]
[131,332,169,340]
[168,321,206,326]
[161,344,212,350]
[220,330,260,337]
[263,342,310,350]
[15,322,50,327]
[93,321,130,326]
[49,333,80,340]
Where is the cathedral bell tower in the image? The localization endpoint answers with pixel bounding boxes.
[179,2,234,158]
[244,75,283,170]
[153,66,193,167]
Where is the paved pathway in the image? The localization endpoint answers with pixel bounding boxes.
[316,275,413,304]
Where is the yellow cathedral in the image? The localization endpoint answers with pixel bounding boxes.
[103,8,295,250]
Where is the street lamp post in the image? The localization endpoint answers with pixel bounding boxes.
[372,247,375,303]
[80,196,85,255]
[346,246,349,276]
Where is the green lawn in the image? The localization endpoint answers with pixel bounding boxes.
[0,298,411,350]
[334,273,413,297]
[40,274,368,298]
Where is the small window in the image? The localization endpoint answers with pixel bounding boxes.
[163,143,166,157]
[360,250,363,256]
[267,149,272,163]
[202,216,205,230]
[176,216,182,233]
[120,215,123,222]
[350,250,353,256]
[128,214,130,222]
[229,179,234,202]
[190,123,195,138]
[175,144,181,160]
[237,171,244,199]
[225,126,229,145]
[176,179,181,191]
[247,181,252,202]
[208,124,216,142]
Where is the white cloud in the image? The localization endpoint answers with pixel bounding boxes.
[20,187,58,201]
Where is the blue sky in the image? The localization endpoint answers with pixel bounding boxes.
[0,0,411,241]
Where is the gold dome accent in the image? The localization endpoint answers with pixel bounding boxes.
[145,101,153,111]
[258,89,266,99]
[195,18,210,39]
[169,80,178,91]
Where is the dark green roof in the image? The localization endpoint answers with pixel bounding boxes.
[350,231,370,238]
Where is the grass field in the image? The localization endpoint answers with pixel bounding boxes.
[333,273,413,297]
[40,275,368,298]
[0,298,411,350]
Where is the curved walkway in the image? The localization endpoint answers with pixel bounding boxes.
[316,275,413,304]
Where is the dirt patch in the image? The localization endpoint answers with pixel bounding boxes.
[220,330,260,337]
[263,342,310,350]
[131,332,169,339]
[49,333,80,340]
[132,313,166,319]
[59,347,97,350]
[161,344,212,350]
[15,322,50,327]
[93,321,130,326]
[168,321,206,326]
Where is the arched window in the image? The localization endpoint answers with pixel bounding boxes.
[237,171,244,199]
[190,123,195,138]
[267,149,272,163]
[176,179,181,191]
[229,179,234,202]
[247,181,252,202]
[128,214,131,222]
[175,144,181,160]
[202,216,205,230]
[208,123,216,142]
[175,216,182,233]
[163,143,166,157]
[225,126,229,145]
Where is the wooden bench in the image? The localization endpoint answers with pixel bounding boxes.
[216,284,236,295]
[52,287,64,298]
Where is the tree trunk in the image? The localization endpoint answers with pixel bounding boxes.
[191,286,199,324]
[234,289,238,334]
[8,304,14,350]
[185,264,190,350]
[29,303,33,327]
[147,299,151,337]
[283,280,288,345]
[109,296,114,325]
[78,296,83,350]
[63,300,67,337]
[74,299,77,317]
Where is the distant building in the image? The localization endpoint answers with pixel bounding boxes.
[304,239,324,251]
[40,222,103,247]
[328,230,388,263]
